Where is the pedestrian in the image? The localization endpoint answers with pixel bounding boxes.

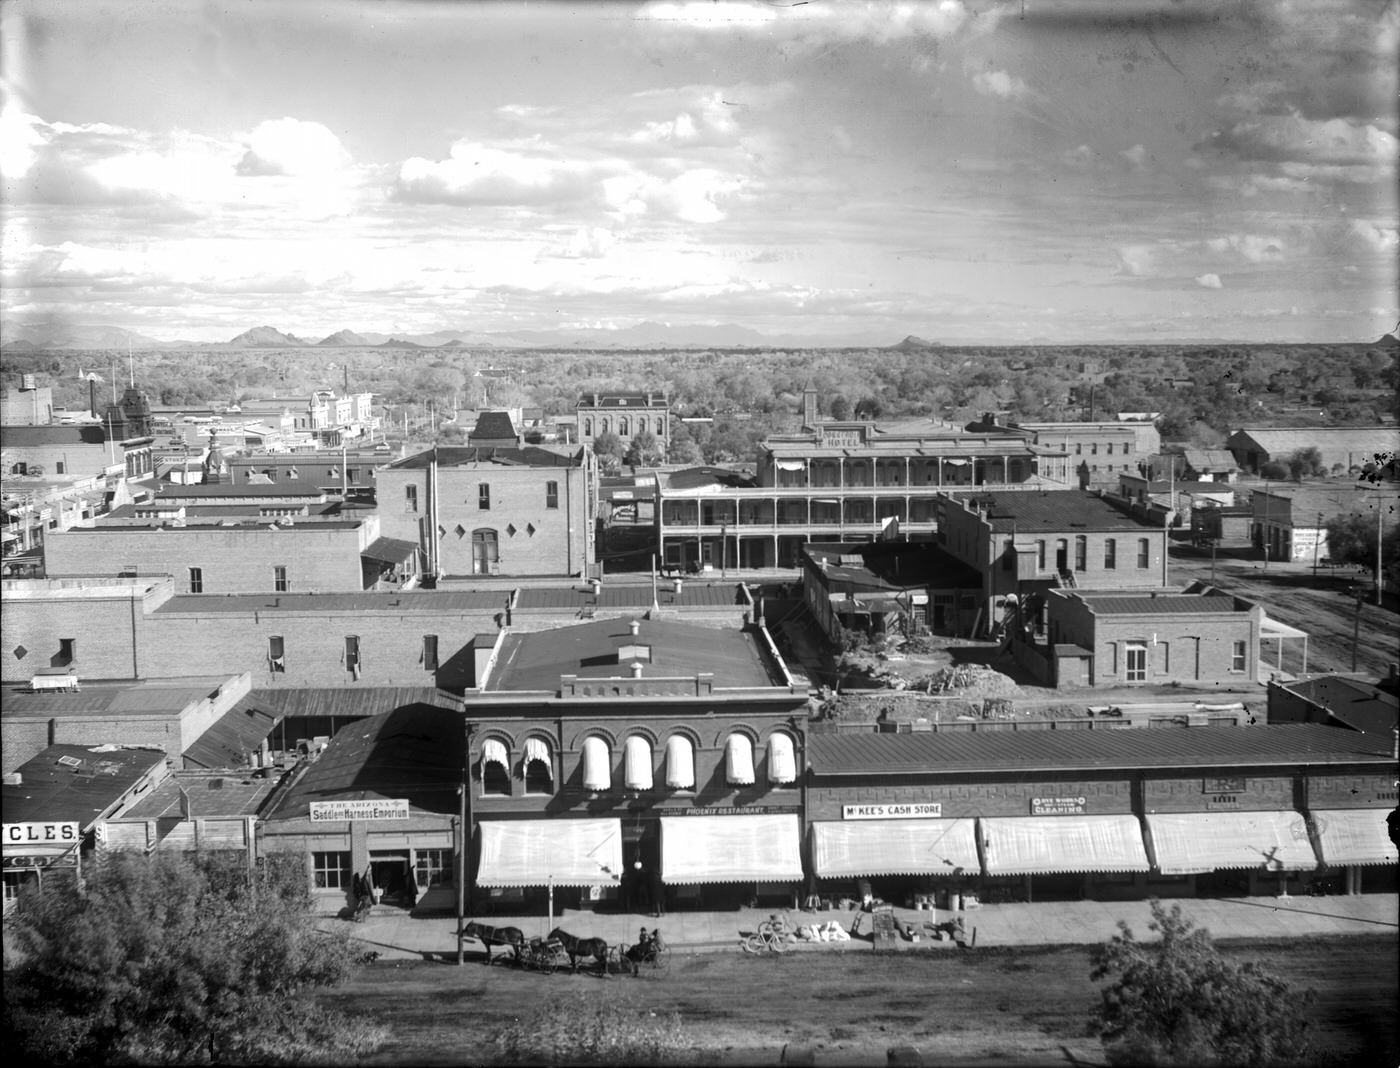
[648,865,665,917]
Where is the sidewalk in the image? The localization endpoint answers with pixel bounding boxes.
[324,893,1398,963]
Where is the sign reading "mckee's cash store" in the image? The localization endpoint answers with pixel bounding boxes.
[309,799,410,822]
[842,803,943,820]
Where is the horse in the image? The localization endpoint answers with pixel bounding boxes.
[464,920,524,966]
[548,926,610,974]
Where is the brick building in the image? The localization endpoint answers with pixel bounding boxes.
[576,391,670,454]
[375,445,597,579]
[966,416,1161,489]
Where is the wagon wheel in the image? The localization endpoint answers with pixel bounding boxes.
[535,951,558,974]
[768,934,788,954]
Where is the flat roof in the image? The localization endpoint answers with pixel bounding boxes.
[155,482,329,498]
[63,519,365,532]
[118,771,278,819]
[805,541,981,591]
[2,743,167,827]
[1,676,236,720]
[487,618,777,692]
[515,582,743,610]
[809,723,1394,777]
[956,490,1160,532]
[1067,592,1242,615]
[153,591,505,615]
[1280,676,1399,735]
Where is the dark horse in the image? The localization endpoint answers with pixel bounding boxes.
[548,926,609,974]
[464,920,524,966]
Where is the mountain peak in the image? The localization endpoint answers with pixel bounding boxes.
[228,325,307,347]
[890,335,941,351]
[317,329,369,346]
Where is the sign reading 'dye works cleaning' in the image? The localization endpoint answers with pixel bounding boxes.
[309,799,410,822]
[842,803,943,820]
[1030,797,1087,816]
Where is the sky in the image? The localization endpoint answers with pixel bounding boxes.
[1,0,1396,345]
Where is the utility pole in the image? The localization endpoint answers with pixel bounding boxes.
[1351,586,1362,672]
[1312,511,1323,581]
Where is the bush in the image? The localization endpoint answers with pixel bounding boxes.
[1259,461,1289,479]
[492,991,693,1065]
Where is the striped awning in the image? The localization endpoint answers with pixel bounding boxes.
[980,815,1150,875]
[623,735,653,791]
[660,814,803,885]
[664,735,694,789]
[767,733,797,785]
[725,734,755,786]
[1311,809,1398,867]
[1145,811,1318,874]
[476,818,623,888]
[812,819,980,878]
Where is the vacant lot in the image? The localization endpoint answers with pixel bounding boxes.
[320,934,1397,1066]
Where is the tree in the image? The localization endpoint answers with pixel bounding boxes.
[1259,461,1289,480]
[592,429,623,473]
[666,421,703,466]
[1286,447,1325,481]
[3,851,383,1066]
[828,394,853,421]
[1089,899,1313,1067]
[623,428,664,467]
[1324,511,1399,570]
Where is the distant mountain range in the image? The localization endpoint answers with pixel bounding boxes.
[3,321,1395,351]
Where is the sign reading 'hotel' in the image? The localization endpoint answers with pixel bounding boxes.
[309,799,410,822]
[842,803,943,820]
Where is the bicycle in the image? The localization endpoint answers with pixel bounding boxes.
[757,913,796,939]
[741,928,789,953]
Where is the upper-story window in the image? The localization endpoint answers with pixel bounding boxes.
[523,737,553,794]
[405,484,418,512]
[1074,535,1087,571]
[623,736,654,791]
[481,738,510,796]
[188,567,204,594]
[582,736,611,792]
[546,480,559,509]
[1104,538,1117,570]
[1137,538,1151,568]
[274,565,289,592]
[664,735,695,790]
[478,484,491,510]
[767,734,797,785]
[724,733,755,786]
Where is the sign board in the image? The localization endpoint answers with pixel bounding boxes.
[1202,777,1246,794]
[4,822,81,846]
[309,799,409,822]
[1029,797,1087,816]
[681,805,800,817]
[842,803,943,820]
[2,850,79,870]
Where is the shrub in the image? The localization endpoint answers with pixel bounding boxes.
[492,991,693,1065]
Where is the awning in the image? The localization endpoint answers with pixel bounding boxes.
[725,734,755,786]
[1260,616,1308,639]
[776,460,806,472]
[812,819,980,878]
[523,737,550,767]
[476,818,623,888]
[660,814,803,885]
[624,735,653,791]
[361,536,420,566]
[664,735,694,789]
[980,816,1150,875]
[480,738,508,771]
[1145,811,1318,874]
[582,736,611,792]
[1311,809,1398,867]
[767,733,797,785]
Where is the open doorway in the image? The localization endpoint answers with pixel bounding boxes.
[369,851,414,908]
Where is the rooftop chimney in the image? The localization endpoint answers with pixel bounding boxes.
[631,661,644,678]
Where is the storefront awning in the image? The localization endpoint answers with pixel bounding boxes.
[767,733,797,785]
[476,818,623,888]
[360,536,419,566]
[776,460,806,472]
[811,819,980,878]
[980,815,1149,875]
[660,814,803,885]
[664,735,694,789]
[1311,809,1398,867]
[1145,811,1318,875]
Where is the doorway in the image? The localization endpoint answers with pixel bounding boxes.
[1125,642,1148,683]
[369,851,413,907]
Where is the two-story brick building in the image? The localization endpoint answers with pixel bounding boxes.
[576,392,670,455]
[375,445,597,580]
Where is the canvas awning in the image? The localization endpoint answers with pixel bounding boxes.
[360,535,420,567]
[1311,809,1398,867]
[582,736,611,792]
[523,737,550,766]
[767,733,797,785]
[725,734,755,786]
[664,735,695,789]
[980,815,1150,875]
[660,814,803,885]
[476,818,623,888]
[1145,811,1318,874]
[623,735,654,791]
[811,819,980,878]
[480,738,508,771]
[776,460,806,472]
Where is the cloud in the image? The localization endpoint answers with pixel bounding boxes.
[1198,112,1396,184]
[236,118,350,178]
[555,227,618,260]
[1120,144,1148,170]
[1194,273,1223,289]
[971,69,1034,102]
[1204,234,1284,263]
[635,0,970,45]
[393,142,604,207]
[1349,219,1398,255]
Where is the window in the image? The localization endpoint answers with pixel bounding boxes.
[584,417,593,436]
[188,566,204,594]
[1137,538,1150,568]
[268,635,285,672]
[1036,540,1046,571]
[545,480,559,509]
[55,461,66,474]
[1231,641,1247,672]
[471,529,499,575]
[523,738,553,794]
[1091,443,1098,455]
[1075,443,1082,455]
[274,565,289,592]
[1074,535,1087,571]
[620,417,630,436]
[344,635,360,676]
[59,638,76,665]
[1105,443,1114,455]
[405,484,418,512]
[312,851,351,889]
[422,634,438,672]
[1104,538,1117,569]
[1125,443,1133,455]
[481,738,510,795]
[414,848,452,888]
[1125,642,1148,682]
[347,468,360,484]
[478,484,491,510]
[1002,543,1015,572]
[637,416,648,434]
[1055,539,1068,572]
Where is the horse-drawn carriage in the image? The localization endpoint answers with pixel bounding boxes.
[463,920,669,977]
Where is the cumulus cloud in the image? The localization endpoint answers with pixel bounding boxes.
[236,118,350,177]
[971,69,1033,101]
[394,142,603,207]
[1198,111,1396,184]
[1205,234,1284,263]
[1194,273,1223,289]
[558,227,618,259]
[1349,218,1398,254]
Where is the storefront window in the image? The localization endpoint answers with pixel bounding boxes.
[312,851,351,889]
[414,848,453,887]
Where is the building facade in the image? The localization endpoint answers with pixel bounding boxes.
[576,392,670,454]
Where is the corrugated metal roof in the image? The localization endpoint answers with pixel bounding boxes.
[1073,594,1240,615]
[248,686,462,719]
[1183,449,1237,470]
[1228,426,1400,455]
[2,743,167,828]
[515,583,742,610]
[182,697,281,770]
[808,723,1392,777]
[1282,676,1398,735]
[2,677,229,719]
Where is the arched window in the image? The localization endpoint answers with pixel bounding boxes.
[636,416,648,435]
[620,416,630,436]
[601,417,611,434]
[471,528,498,575]
[481,738,510,796]
[522,737,553,794]
[767,733,797,785]
[584,417,593,436]
[725,733,755,786]
[664,735,695,789]
[582,736,611,791]
[623,735,653,791]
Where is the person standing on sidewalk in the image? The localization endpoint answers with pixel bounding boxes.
[648,865,665,917]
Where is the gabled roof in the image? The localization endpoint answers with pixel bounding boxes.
[388,445,583,469]
[1227,426,1399,454]
[808,723,1394,778]
[1065,592,1241,615]
[118,771,278,819]
[2,743,167,828]
[1183,449,1237,470]
[182,696,281,770]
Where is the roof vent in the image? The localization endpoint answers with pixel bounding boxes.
[629,619,641,637]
